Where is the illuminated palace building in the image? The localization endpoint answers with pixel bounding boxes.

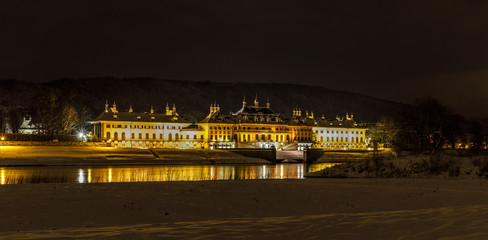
[92,97,367,150]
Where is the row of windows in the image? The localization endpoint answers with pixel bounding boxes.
[209,126,231,130]
[239,134,289,142]
[316,130,364,134]
[210,131,230,135]
[318,136,364,142]
[209,135,231,141]
[106,124,182,130]
[106,132,203,141]
[209,126,292,132]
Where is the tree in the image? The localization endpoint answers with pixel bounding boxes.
[0,107,6,133]
[8,106,23,133]
[37,89,61,135]
[470,120,484,155]
[369,116,400,149]
[409,97,451,153]
[75,105,91,133]
[60,103,80,134]
[444,114,467,149]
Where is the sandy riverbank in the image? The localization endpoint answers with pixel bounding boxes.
[0,178,487,239]
[0,146,270,166]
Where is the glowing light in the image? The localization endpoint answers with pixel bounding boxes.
[0,137,4,141]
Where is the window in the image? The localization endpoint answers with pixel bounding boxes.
[160,134,163,139]
[175,133,179,140]
[153,134,156,139]
[146,133,149,139]
[114,132,118,140]
[194,135,197,140]
[139,133,142,139]
[186,135,189,139]
[121,132,126,140]
[168,133,172,141]
[106,132,111,139]
[131,133,135,139]
[106,125,111,128]
[201,135,204,140]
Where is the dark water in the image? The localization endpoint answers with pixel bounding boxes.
[0,163,337,184]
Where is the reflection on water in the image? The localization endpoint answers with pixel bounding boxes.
[0,163,337,184]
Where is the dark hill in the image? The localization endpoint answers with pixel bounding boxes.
[0,78,407,123]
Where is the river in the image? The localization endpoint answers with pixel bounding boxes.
[0,163,337,184]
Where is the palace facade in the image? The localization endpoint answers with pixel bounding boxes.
[91,97,367,150]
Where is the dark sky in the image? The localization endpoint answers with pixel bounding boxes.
[1,0,488,117]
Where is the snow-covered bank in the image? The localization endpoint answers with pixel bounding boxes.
[0,146,269,166]
[307,154,488,179]
[0,179,487,239]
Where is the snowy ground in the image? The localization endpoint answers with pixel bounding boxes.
[0,178,487,239]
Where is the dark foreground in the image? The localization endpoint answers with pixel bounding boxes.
[0,178,487,239]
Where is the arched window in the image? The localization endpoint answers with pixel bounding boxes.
[168,133,172,141]
[121,132,126,140]
[175,133,179,141]
[320,136,323,142]
[106,132,111,140]
[114,132,118,140]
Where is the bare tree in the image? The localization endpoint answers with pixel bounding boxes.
[37,89,61,135]
[470,120,484,155]
[444,114,466,149]
[370,116,400,149]
[60,103,80,134]
[8,107,23,133]
[409,97,450,153]
[75,105,91,133]
[0,107,6,133]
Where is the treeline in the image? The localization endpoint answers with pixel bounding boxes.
[370,96,488,154]
[0,89,92,136]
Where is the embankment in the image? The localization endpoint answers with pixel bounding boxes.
[0,146,269,166]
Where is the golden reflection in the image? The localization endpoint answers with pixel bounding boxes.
[108,168,112,182]
[0,163,338,184]
[78,169,85,183]
[88,169,92,183]
[1,168,5,185]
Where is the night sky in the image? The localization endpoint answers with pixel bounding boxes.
[1,1,487,117]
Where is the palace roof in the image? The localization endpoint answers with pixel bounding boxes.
[93,109,188,123]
